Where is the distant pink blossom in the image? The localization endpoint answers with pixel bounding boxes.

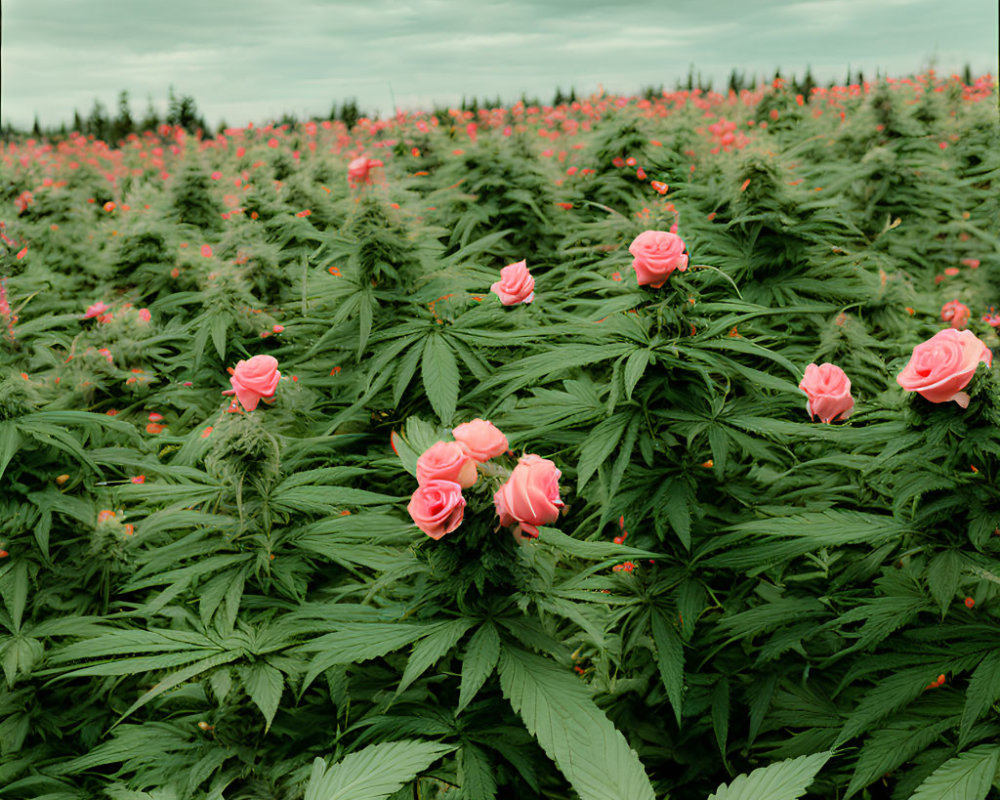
[347,156,384,186]
[83,301,109,319]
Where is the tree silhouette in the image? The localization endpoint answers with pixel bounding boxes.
[86,99,110,140]
[111,91,135,142]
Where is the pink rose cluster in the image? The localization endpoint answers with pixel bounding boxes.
[222,354,281,411]
[799,328,993,424]
[82,301,152,325]
[347,156,384,186]
[940,300,971,329]
[406,420,565,541]
[407,419,508,539]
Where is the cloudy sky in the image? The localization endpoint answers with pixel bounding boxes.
[3,0,997,129]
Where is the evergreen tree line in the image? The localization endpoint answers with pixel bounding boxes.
[2,63,981,142]
[1,90,370,143]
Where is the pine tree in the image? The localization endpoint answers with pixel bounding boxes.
[166,85,180,126]
[140,96,160,132]
[111,90,134,142]
[802,66,816,96]
[339,99,360,129]
[727,69,740,94]
[86,99,110,140]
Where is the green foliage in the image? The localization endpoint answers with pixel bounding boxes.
[706,751,832,800]
[498,647,656,800]
[303,741,451,800]
[0,72,998,800]
[907,745,1000,800]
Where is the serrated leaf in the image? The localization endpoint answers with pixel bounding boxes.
[299,623,440,690]
[0,421,22,482]
[536,526,658,561]
[712,677,731,768]
[836,667,931,746]
[397,618,473,695]
[357,290,374,360]
[661,481,692,550]
[117,651,242,723]
[459,742,497,800]
[747,671,778,746]
[1,635,43,686]
[458,622,500,713]
[208,667,232,703]
[576,412,629,492]
[198,567,244,629]
[623,349,651,400]
[239,662,283,731]
[391,430,419,476]
[209,313,229,360]
[927,550,962,617]
[393,342,424,408]
[676,579,705,640]
[907,745,1000,800]
[272,485,401,514]
[0,559,29,633]
[651,609,684,726]
[707,425,731,476]
[707,751,832,800]
[421,335,459,423]
[846,717,955,798]
[304,740,451,800]
[959,651,1000,747]
[498,647,655,800]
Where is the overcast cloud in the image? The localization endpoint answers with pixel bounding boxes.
[2,0,997,128]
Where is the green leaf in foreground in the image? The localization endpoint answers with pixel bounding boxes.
[458,622,500,713]
[959,650,1000,747]
[498,646,655,800]
[906,745,1000,800]
[304,740,452,800]
[651,609,684,726]
[421,334,459,424]
[707,751,833,800]
[238,661,283,731]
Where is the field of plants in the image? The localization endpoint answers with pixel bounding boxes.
[1,72,999,800]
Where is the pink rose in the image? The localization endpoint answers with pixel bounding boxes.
[416,441,477,488]
[491,260,535,306]
[83,301,109,319]
[347,156,384,186]
[798,363,854,423]
[897,328,992,408]
[452,419,508,462]
[940,300,971,329]
[408,479,466,540]
[493,454,564,538]
[628,230,688,288]
[137,308,151,323]
[223,354,281,411]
